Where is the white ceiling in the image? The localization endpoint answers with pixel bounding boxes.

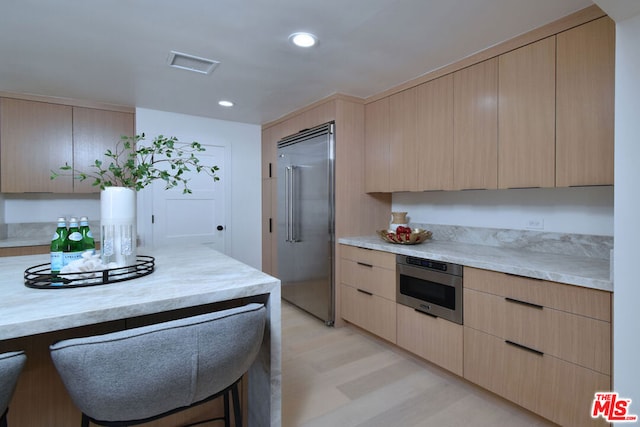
[0,0,595,125]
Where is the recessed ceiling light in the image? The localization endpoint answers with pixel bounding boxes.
[218,100,234,107]
[288,32,318,48]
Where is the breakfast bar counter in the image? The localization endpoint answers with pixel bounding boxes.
[0,243,281,427]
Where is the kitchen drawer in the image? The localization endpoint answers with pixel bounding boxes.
[341,284,396,343]
[465,288,610,374]
[340,245,396,270]
[396,304,462,375]
[341,258,395,300]
[464,327,610,427]
[464,267,610,321]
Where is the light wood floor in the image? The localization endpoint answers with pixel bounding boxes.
[281,301,556,427]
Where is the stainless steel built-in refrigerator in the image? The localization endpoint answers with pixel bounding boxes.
[277,122,335,326]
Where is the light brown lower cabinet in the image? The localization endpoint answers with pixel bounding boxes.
[396,304,463,375]
[340,245,396,343]
[464,327,609,427]
[339,247,613,426]
[463,267,611,427]
[341,284,396,343]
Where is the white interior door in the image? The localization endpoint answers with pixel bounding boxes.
[152,145,226,252]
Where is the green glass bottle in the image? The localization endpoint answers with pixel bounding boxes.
[50,217,68,275]
[79,216,96,254]
[64,217,84,266]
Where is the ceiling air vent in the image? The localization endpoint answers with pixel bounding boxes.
[167,51,220,75]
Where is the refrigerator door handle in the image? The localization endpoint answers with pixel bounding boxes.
[285,166,292,242]
[289,165,298,242]
[285,165,299,243]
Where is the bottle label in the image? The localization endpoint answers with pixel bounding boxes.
[87,230,93,238]
[63,251,84,266]
[68,231,82,242]
[52,231,60,241]
[51,251,64,273]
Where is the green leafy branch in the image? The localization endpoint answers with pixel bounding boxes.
[51,133,220,194]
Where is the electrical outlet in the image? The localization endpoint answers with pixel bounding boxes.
[525,218,544,230]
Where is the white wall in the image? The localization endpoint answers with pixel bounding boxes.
[393,186,613,235]
[135,108,262,269]
[4,194,100,223]
[612,11,640,409]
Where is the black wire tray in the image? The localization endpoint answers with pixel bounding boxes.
[24,255,155,289]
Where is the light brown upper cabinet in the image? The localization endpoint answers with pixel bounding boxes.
[364,97,391,193]
[453,58,498,190]
[389,87,419,192]
[0,98,74,193]
[417,74,454,191]
[498,37,556,189]
[72,107,134,193]
[556,17,615,187]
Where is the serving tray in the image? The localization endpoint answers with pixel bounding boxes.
[24,255,155,289]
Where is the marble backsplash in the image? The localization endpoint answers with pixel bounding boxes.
[411,223,613,260]
[6,221,101,240]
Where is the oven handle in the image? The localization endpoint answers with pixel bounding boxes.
[414,308,438,319]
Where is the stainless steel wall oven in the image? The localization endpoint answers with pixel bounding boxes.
[396,255,463,324]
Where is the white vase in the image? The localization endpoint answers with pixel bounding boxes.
[100,187,137,267]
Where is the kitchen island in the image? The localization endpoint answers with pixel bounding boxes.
[0,243,281,427]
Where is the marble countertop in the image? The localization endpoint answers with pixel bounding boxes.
[339,235,612,292]
[0,236,50,248]
[0,243,282,427]
[0,243,281,340]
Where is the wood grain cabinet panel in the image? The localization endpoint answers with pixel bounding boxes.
[72,107,134,193]
[261,126,276,180]
[453,58,498,190]
[341,259,395,301]
[341,284,397,344]
[389,87,418,192]
[463,267,611,427]
[340,245,396,342]
[498,36,556,189]
[556,16,615,187]
[416,74,454,191]
[0,98,73,193]
[464,327,609,427]
[364,97,390,193]
[464,267,611,321]
[465,288,610,374]
[341,245,396,270]
[396,304,462,375]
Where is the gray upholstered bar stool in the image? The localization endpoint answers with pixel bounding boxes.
[0,351,27,427]
[50,303,266,427]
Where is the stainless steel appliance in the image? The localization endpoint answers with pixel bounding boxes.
[396,255,463,324]
[277,122,335,326]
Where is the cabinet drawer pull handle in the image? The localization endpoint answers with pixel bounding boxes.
[505,340,544,356]
[356,262,373,268]
[357,289,373,296]
[414,308,438,319]
[505,297,543,310]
